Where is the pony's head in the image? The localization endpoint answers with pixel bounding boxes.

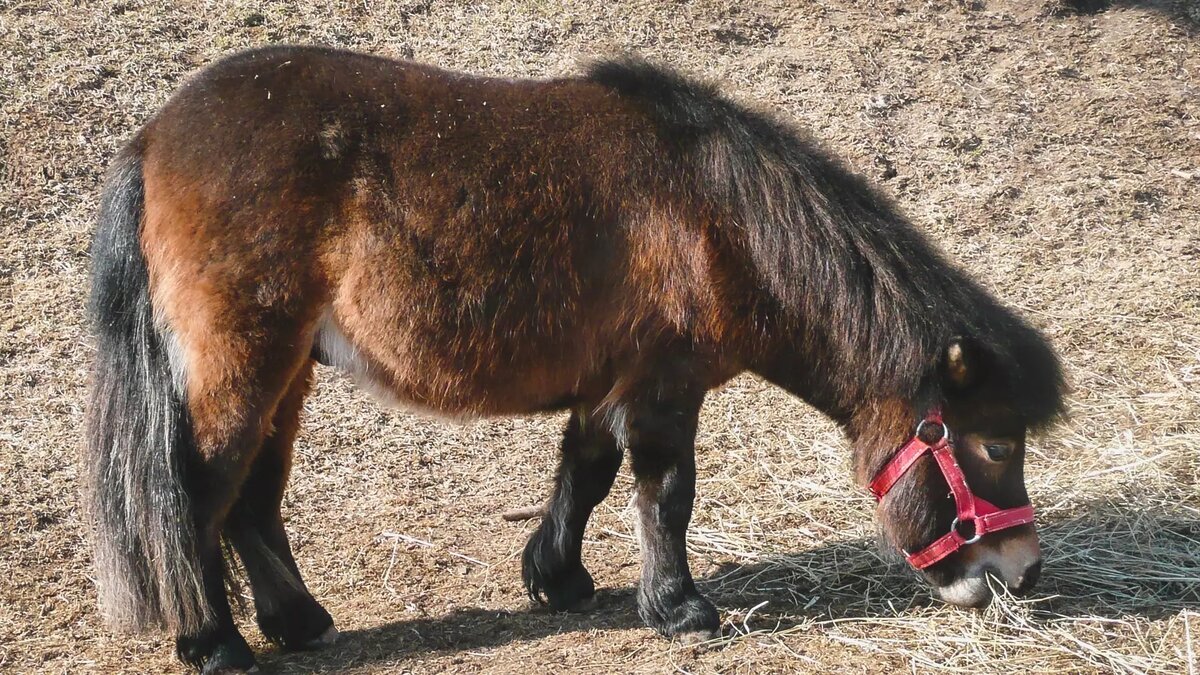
[855,333,1065,607]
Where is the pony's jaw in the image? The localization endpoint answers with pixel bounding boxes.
[931,532,1042,607]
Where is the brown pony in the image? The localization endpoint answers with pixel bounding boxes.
[85,46,1065,673]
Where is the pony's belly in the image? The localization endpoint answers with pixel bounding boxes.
[313,311,590,417]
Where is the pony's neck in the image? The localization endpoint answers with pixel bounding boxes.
[750,317,940,427]
[749,320,945,488]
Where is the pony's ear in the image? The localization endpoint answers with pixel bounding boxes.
[944,336,977,389]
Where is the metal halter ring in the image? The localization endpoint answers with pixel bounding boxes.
[951,516,983,545]
[915,418,949,443]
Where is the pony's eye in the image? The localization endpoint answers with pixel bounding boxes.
[984,443,1013,461]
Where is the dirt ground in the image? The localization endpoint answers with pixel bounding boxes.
[2,0,1198,672]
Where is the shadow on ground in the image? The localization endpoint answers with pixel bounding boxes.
[265,505,1199,672]
[1050,0,1195,20]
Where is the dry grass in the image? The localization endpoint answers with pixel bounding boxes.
[1,0,1198,673]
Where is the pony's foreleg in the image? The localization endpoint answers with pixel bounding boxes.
[225,360,336,651]
[522,410,622,611]
[625,391,721,641]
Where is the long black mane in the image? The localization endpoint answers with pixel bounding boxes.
[587,57,1065,425]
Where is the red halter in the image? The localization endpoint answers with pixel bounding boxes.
[867,410,1036,569]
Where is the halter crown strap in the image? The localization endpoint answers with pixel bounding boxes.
[868,410,1036,570]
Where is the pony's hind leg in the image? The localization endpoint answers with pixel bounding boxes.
[522,410,623,611]
[169,319,316,673]
[172,420,269,673]
[225,360,337,650]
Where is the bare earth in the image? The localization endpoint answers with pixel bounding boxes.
[2,0,1198,672]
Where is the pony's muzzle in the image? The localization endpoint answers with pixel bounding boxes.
[932,527,1042,607]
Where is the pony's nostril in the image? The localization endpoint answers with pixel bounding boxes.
[1014,560,1042,594]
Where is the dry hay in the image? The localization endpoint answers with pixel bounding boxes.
[1,0,1197,673]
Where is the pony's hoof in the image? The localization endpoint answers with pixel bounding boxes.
[258,596,335,651]
[177,631,256,674]
[523,558,598,612]
[198,639,257,675]
[674,628,721,647]
[202,664,256,675]
[555,592,598,613]
[305,625,340,649]
[638,588,721,640]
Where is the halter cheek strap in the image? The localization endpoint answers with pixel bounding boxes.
[867,410,1036,570]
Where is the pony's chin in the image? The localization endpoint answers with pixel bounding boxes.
[933,576,993,608]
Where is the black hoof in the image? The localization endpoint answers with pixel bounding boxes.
[176,630,256,674]
[523,555,598,611]
[527,562,597,611]
[637,586,721,640]
[176,631,216,669]
[201,640,258,675]
[522,536,597,611]
[257,596,336,651]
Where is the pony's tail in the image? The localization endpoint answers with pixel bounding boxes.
[84,143,210,635]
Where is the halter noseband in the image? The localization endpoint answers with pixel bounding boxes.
[867,410,1036,570]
